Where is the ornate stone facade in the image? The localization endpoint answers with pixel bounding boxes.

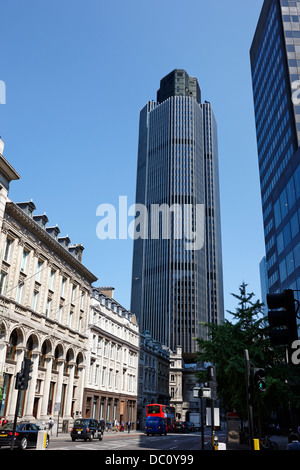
[83,288,139,429]
[0,148,97,430]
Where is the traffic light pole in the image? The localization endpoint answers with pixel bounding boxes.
[244,349,254,451]
[10,357,33,450]
[211,397,215,450]
[10,387,21,451]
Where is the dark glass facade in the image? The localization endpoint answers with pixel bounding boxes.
[251,0,300,298]
[130,70,224,356]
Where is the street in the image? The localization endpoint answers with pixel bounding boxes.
[47,430,212,451]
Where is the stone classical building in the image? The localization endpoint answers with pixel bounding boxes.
[83,287,139,429]
[137,330,170,429]
[0,141,97,431]
[169,347,203,426]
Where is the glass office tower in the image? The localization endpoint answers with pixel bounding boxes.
[130,70,224,356]
[250,0,300,299]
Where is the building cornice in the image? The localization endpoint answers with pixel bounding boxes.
[5,201,98,285]
[0,154,20,182]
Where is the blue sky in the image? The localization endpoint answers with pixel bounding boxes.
[0,0,265,317]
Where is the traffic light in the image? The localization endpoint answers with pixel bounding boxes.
[207,365,217,400]
[267,289,298,347]
[207,365,216,381]
[253,368,266,393]
[15,358,33,391]
[15,371,25,390]
[23,358,33,389]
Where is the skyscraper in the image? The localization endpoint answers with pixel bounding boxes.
[130,69,224,357]
[251,0,300,298]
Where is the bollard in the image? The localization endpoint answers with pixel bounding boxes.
[36,430,48,450]
[218,442,227,450]
[253,438,260,450]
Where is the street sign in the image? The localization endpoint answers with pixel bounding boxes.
[193,387,211,398]
[206,407,220,427]
[201,388,211,398]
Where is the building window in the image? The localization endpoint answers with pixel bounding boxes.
[68,311,73,328]
[0,272,7,294]
[71,285,76,304]
[61,278,66,297]
[49,270,55,290]
[3,238,12,262]
[80,292,84,310]
[101,367,106,386]
[21,249,29,272]
[32,291,39,311]
[95,365,99,385]
[16,283,23,303]
[36,260,43,282]
[45,298,51,318]
[108,369,112,388]
[58,306,63,323]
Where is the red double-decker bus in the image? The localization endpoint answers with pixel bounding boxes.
[146,404,175,432]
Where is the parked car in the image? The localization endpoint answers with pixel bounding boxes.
[184,422,196,432]
[70,418,103,442]
[145,416,167,436]
[0,422,49,450]
[174,421,187,433]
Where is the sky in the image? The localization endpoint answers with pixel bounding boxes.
[0,0,265,318]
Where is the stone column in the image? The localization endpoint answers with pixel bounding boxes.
[73,364,85,418]
[65,361,75,418]
[40,355,54,418]
[53,359,64,419]
[23,351,39,419]
[7,347,25,419]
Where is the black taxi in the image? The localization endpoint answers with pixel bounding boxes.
[70,418,103,442]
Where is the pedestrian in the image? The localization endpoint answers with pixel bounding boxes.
[2,417,7,426]
[100,418,105,434]
[127,420,131,433]
[114,419,119,433]
[287,434,300,450]
[48,417,54,436]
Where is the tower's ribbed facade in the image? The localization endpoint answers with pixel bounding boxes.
[131,70,224,357]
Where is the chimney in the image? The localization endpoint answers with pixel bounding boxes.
[99,287,115,299]
[0,138,4,155]
[74,244,84,262]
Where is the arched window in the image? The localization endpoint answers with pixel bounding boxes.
[53,344,63,371]
[64,349,74,373]
[6,330,19,360]
[26,336,34,359]
[39,340,51,368]
[75,353,84,376]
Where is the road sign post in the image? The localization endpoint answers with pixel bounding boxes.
[244,349,254,451]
